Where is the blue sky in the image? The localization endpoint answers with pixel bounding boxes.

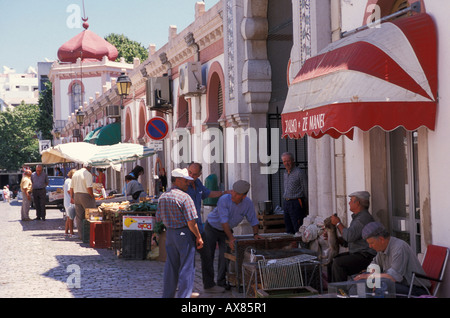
[0,0,219,73]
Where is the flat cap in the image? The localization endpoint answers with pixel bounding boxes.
[349,191,370,201]
[171,168,193,180]
[233,180,250,194]
[362,221,386,240]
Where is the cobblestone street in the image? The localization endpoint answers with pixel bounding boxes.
[0,199,237,299]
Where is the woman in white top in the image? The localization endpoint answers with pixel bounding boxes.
[64,169,77,238]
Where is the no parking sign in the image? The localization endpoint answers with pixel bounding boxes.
[145,117,169,140]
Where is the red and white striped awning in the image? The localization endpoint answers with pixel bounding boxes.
[281,13,437,139]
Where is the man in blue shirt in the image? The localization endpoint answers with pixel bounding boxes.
[204,180,263,288]
[186,162,230,293]
[31,164,49,221]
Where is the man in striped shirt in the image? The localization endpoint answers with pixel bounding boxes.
[156,168,203,298]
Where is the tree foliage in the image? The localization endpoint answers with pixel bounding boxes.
[105,33,149,64]
[0,103,41,171]
[37,81,53,141]
[0,82,53,171]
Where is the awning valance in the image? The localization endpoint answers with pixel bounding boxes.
[281,13,437,139]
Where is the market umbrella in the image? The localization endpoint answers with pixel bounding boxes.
[41,142,100,165]
[87,142,155,170]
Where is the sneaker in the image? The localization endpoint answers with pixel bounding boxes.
[190,292,200,298]
[204,285,226,293]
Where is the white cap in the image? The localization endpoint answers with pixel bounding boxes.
[171,168,193,180]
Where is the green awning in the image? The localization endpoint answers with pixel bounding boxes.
[89,122,121,145]
[84,126,103,143]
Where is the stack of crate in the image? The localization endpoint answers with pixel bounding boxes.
[257,214,285,233]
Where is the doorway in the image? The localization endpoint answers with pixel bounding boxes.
[387,128,421,254]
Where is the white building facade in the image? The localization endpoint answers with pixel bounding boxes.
[284,0,450,297]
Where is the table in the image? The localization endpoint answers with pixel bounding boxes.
[224,233,304,289]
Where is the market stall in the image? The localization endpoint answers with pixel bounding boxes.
[84,199,161,259]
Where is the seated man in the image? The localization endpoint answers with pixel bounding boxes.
[329,191,376,282]
[354,221,431,297]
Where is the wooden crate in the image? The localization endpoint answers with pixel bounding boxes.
[258,214,285,233]
[103,210,156,257]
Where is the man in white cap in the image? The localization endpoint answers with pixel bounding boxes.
[328,191,376,282]
[156,168,203,298]
[354,221,430,297]
[204,180,262,288]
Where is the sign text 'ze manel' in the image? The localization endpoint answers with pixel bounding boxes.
[123,216,154,231]
[284,113,325,134]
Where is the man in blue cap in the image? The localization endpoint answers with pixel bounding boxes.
[354,221,431,296]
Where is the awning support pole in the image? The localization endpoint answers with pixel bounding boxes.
[341,1,421,38]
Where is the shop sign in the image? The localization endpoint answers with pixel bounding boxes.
[123,216,154,231]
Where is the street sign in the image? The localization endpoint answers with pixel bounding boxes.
[149,140,163,151]
[39,140,51,154]
[145,117,169,140]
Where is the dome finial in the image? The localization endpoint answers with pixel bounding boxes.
[82,17,89,30]
[81,0,88,29]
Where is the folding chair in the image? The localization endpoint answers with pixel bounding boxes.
[408,244,449,298]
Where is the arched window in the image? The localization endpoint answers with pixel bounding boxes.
[205,61,226,124]
[69,81,84,114]
[176,95,190,128]
[124,109,132,142]
[138,100,147,140]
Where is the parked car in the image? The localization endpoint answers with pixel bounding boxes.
[46,176,65,207]
[31,176,65,208]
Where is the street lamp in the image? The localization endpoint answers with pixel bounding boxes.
[117,72,132,109]
[76,106,85,125]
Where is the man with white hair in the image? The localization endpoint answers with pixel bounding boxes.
[329,191,377,282]
[70,163,96,239]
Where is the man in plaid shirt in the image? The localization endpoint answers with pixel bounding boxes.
[156,168,203,298]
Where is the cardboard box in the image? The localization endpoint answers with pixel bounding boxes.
[123,216,154,231]
[85,208,101,219]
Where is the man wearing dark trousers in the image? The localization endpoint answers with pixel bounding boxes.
[31,165,49,221]
[329,191,377,282]
[282,152,308,234]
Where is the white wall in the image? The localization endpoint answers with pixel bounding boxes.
[423,0,450,247]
